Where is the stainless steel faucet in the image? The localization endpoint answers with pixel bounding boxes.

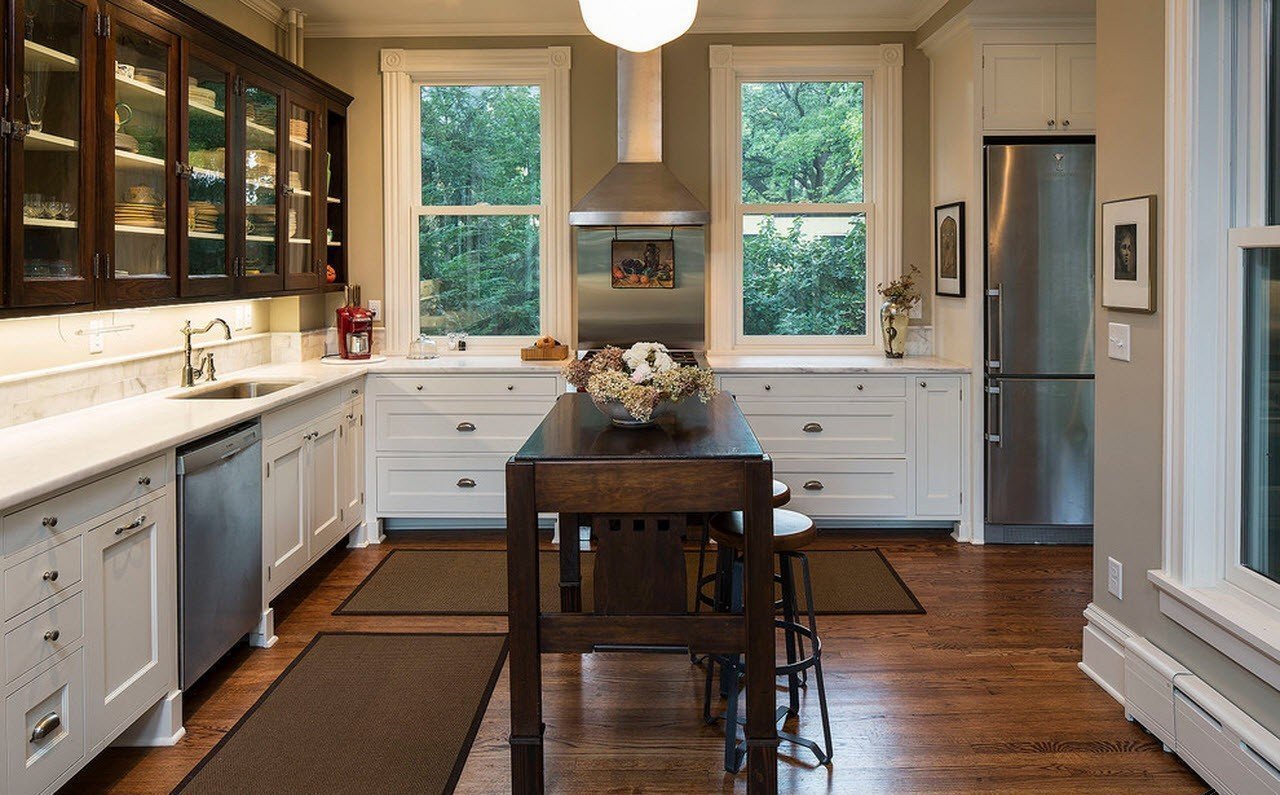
[181,319,232,387]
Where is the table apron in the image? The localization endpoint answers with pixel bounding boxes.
[531,459,758,513]
[539,614,745,654]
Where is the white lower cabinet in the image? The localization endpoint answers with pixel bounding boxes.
[83,495,176,748]
[6,649,85,795]
[338,396,365,532]
[307,412,344,556]
[263,428,310,596]
[914,377,964,516]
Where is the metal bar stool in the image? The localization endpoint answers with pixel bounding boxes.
[700,508,833,772]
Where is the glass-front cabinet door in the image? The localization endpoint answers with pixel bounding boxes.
[180,46,234,297]
[239,72,282,293]
[284,92,320,290]
[8,0,94,308]
[324,104,347,287]
[101,6,178,305]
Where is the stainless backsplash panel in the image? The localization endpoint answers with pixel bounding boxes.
[576,227,706,349]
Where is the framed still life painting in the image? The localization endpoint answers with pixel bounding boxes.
[1101,195,1157,313]
[611,239,675,288]
[934,202,965,297]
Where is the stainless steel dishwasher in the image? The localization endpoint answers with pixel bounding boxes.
[176,422,263,689]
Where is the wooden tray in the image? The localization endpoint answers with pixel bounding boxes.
[520,344,569,361]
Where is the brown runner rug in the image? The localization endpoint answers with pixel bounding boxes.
[335,548,923,616]
[174,633,507,795]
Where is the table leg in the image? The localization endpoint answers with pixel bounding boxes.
[742,458,779,794]
[507,461,544,793]
[558,513,582,612]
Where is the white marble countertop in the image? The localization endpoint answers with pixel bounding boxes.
[367,355,567,374]
[705,353,971,374]
[0,360,369,515]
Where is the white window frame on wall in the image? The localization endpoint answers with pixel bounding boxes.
[708,44,904,354]
[380,47,571,354]
[1153,0,1280,690]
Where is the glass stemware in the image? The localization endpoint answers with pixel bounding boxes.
[23,67,50,132]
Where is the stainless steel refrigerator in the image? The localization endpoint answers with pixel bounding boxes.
[984,143,1096,544]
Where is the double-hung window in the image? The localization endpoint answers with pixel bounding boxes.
[709,45,903,352]
[381,48,570,352]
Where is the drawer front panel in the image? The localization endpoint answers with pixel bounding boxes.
[721,375,907,400]
[774,459,909,517]
[375,457,508,516]
[5,592,84,685]
[5,537,84,621]
[737,401,908,455]
[374,399,550,454]
[3,456,167,556]
[6,649,85,795]
[373,375,562,399]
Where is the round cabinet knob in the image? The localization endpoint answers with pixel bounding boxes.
[764,384,772,391]
[351,388,360,395]
[920,381,928,389]
[41,516,57,528]
[507,385,515,391]
[803,480,825,491]
[1047,119,1056,127]
[43,630,59,643]
[1062,119,1071,128]
[856,384,865,391]
[457,478,477,489]
[416,385,424,391]
[138,476,152,486]
[42,570,58,582]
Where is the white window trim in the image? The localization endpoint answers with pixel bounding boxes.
[1154,0,1280,689]
[380,47,571,354]
[708,44,904,354]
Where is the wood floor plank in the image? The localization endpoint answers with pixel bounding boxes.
[66,532,1207,794]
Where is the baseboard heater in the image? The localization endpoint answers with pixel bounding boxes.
[1124,638,1280,794]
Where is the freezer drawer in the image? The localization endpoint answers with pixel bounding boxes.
[986,378,1094,526]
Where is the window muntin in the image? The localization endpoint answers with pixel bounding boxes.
[738,81,869,339]
[416,84,542,338]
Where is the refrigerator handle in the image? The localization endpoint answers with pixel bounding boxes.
[986,287,1002,372]
[985,384,1003,446]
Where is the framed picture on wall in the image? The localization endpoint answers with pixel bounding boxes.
[934,202,965,297]
[611,239,675,288]
[1101,195,1157,313]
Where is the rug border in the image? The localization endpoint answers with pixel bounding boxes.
[171,631,510,795]
[333,547,925,618]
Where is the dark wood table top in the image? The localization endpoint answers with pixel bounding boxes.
[514,393,764,462]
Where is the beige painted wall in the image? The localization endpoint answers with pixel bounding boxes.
[1093,0,1280,734]
[183,0,282,52]
[304,30,936,328]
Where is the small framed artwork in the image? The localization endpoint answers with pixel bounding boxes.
[1101,195,1157,313]
[611,239,675,288]
[934,202,965,297]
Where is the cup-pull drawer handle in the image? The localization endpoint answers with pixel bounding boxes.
[30,712,60,743]
[42,570,58,582]
[456,422,477,432]
[115,514,147,535]
[802,422,824,433]
[804,480,825,491]
[457,478,477,489]
[42,516,58,528]
[44,629,60,643]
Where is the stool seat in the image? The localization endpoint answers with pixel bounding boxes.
[708,508,816,552]
[771,479,791,508]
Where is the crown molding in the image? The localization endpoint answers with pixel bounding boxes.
[908,0,956,31]
[240,0,285,28]
[918,10,1094,54]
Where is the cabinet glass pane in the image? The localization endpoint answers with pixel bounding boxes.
[187,56,229,277]
[1242,248,1280,585]
[112,23,168,278]
[286,102,314,278]
[21,0,84,281]
[244,85,278,277]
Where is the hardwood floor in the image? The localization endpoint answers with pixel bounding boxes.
[68,531,1207,794]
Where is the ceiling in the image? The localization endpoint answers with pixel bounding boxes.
[291,0,953,38]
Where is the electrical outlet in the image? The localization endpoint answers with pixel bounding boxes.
[87,319,105,354]
[367,299,382,319]
[235,305,250,330]
[1107,557,1123,600]
[1108,323,1131,361]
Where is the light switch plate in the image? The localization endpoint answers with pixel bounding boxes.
[1107,322,1131,361]
[1108,557,1123,600]
[367,299,381,319]
[87,319,105,354]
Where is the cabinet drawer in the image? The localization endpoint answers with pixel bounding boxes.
[5,592,83,685]
[736,401,907,455]
[5,537,83,621]
[6,649,85,795]
[374,399,550,454]
[774,459,908,517]
[372,375,561,399]
[3,456,168,556]
[721,375,906,401]
[375,456,508,516]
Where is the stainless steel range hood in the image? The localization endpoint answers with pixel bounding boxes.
[569,49,709,227]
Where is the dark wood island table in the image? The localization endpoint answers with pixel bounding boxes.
[505,392,779,793]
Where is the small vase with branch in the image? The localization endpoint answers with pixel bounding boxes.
[877,266,922,359]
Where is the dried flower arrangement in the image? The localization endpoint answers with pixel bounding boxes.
[877,265,923,309]
[564,342,719,425]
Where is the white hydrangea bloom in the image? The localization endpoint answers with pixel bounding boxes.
[630,362,653,383]
[651,350,675,373]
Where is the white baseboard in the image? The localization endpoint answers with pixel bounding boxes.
[1080,602,1131,705]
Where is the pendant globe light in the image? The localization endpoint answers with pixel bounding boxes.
[578,0,699,53]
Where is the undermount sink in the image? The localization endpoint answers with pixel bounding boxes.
[170,379,308,400]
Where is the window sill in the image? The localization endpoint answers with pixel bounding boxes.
[1148,569,1280,691]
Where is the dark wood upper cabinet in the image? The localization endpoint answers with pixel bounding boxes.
[0,0,352,317]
